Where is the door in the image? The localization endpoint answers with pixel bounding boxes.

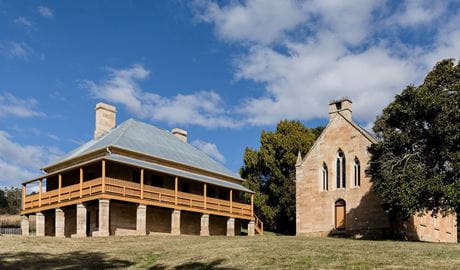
[335,199,346,230]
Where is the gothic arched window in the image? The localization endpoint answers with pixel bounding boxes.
[353,157,361,187]
[336,150,346,189]
[321,163,328,191]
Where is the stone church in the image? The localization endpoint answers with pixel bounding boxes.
[295,98,457,243]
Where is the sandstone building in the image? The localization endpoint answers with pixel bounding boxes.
[20,103,263,237]
[295,98,457,243]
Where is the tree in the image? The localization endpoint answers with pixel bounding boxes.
[368,59,460,218]
[241,120,322,234]
[0,189,8,214]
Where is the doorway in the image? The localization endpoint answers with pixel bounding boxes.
[335,199,346,230]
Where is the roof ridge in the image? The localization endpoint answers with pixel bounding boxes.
[111,119,136,146]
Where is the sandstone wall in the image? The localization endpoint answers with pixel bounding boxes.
[296,114,390,236]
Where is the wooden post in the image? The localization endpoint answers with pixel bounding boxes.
[22,184,26,211]
[203,184,207,210]
[140,168,144,199]
[58,174,62,202]
[38,179,42,207]
[102,160,106,193]
[174,176,178,205]
[229,190,233,213]
[251,194,254,217]
[79,167,83,198]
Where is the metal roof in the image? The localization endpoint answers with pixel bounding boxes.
[45,119,241,179]
[106,154,253,193]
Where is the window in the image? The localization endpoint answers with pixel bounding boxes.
[321,163,328,191]
[353,157,361,187]
[336,150,346,189]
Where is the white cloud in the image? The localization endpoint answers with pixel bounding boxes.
[84,65,240,128]
[195,0,308,45]
[0,41,33,59]
[0,131,63,187]
[391,0,446,27]
[38,6,54,18]
[193,0,460,127]
[191,139,225,163]
[0,92,44,118]
[14,16,33,29]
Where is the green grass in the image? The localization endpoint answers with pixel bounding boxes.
[0,235,458,269]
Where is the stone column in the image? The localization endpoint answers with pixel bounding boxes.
[227,217,235,236]
[94,199,110,237]
[72,203,87,238]
[248,220,255,236]
[55,208,65,237]
[36,212,45,236]
[20,215,29,236]
[171,210,181,235]
[136,204,147,235]
[200,214,210,236]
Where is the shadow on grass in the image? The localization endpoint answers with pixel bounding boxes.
[0,251,134,270]
[149,258,240,270]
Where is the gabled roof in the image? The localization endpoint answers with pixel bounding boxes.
[45,119,240,180]
[297,112,377,167]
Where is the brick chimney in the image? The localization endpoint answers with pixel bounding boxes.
[94,103,117,140]
[172,128,187,142]
[329,97,352,121]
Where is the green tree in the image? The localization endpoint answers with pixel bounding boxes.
[368,59,460,218]
[0,189,8,214]
[241,120,322,234]
[5,187,22,214]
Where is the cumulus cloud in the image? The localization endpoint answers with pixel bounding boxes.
[0,131,63,187]
[391,0,446,27]
[191,139,225,163]
[192,0,460,127]
[84,65,240,128]
[0,41,33,59]
[0,92,45,118]
[195,0,308,45]
[38,6,54,18]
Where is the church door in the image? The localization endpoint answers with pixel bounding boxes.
[335,199,346,230]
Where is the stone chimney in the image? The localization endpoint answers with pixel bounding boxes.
[94,103,117,140]
[172,128,187,142]
[329,97,352,121]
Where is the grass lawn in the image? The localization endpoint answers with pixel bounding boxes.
[0,235,458,269]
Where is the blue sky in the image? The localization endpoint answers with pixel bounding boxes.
[1,0,459,187]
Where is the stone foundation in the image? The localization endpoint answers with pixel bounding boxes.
[36,212,45,236]
[55,208,65,238]
[171,210,181,235]
[21,215,29,236]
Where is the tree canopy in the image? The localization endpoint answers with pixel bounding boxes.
[368,59,460,217]
[241,120,322,234]
[0,187,21,215]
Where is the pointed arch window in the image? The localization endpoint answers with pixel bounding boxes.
[353,157,361,187]
[321,163,328,191]
[336,150,346,189]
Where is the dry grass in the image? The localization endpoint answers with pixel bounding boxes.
[0,235,459,269]
[0,215,35,229]
[0,215,21,228]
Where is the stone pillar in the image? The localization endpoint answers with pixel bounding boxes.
[200,214,210,236]
[55,208,65,237]
[171,210,181,235]
[36,212,45,236]
[72,203,87,238]
[227,217,235,236]
[136,204,147,235]
[20,215,29,236]
[94,199,110,237]
[248,220,255,236]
